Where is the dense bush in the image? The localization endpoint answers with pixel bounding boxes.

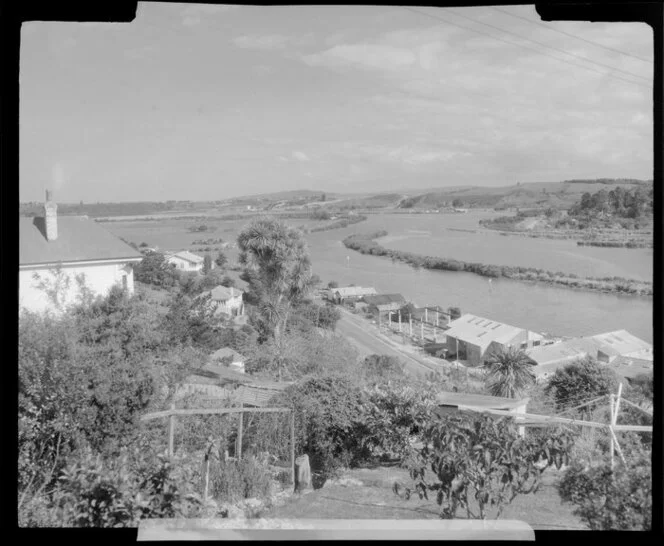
[557,442,652,530]
[210,457,273,504]
[134,252,179,288]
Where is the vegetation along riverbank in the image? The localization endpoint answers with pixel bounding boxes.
[342,231,652,297]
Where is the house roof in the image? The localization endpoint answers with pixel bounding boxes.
[209,347,246,363]
[166,250,204,264]
[526,338,598,367]
[202,285,244,302]
[608,355,653,380]
[333,286,378,298]
[19,216,143,266]
[197,362,252,384]
[363,294,407,306]
[590,330,653,359]
[444,314,525,351]
[436,391,529,411]
[232,383,293,407]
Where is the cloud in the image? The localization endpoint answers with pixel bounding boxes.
[292,151,310,162]
[232,33,315,50]
[302,43,417,72]
[181,4,239,27]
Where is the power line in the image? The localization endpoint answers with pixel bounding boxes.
[402,6,650,90]
[446,7,650,82]
[490,6,652,64]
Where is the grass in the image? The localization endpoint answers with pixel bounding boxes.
[262,465,587,530]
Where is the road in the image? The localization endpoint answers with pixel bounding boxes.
[335,309,443,378]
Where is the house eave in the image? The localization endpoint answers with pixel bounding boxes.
[19,256,144,269]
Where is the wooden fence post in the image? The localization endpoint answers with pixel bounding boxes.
[168,403,175,460]
[290,410,295,486]
[409,315,412,336]
[609,394,615,470]
[425,308,428,323]
[238,403,244,459]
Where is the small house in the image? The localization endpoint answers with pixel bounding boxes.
[363,294,407,315]
[165,250,206,272]
[326,286,377,304]
[590,330,653,363]
[19,191,143,313]
[199,285,245,317]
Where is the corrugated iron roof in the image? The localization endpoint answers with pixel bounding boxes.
[205,285,244,302]
[444,314,525,351]
[436,391,529,410]
[364,294,407,306]
[168,250,204,264]
[20,216,143,266]
[209,347,246,363]
[333,286,378,298]
[526,338,598,366]
[591,330,652,358]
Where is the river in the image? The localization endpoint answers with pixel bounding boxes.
[104,211,653,343]
[305,212,652,343]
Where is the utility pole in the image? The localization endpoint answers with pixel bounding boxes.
[409,314,413,336]
[398,310,402,332]
[425,308,428,323]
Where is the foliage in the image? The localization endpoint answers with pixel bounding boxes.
[358,380,437,460]
[221,275,236,288]
[483,347,536,399]
[214,250,228,268]
[161,291,225,352]
[544,357,619,412]
[362,354,405,382]
[569,185,653,220]
[452,198,464,208]
[238,217,315,343]
[272,374,366,488]
[295,301,342,331]
[134,252,179,288]
[396,414,576,519]
[210,457,273,504]
[203,254,213,275]
[557,442,652,530]
[327,280,339,289]
[19,445,209,527]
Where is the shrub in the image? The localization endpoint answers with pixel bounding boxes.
[210,457,273,504]
[557,445,652,530]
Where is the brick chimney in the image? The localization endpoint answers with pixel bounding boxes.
[44,189,58,241]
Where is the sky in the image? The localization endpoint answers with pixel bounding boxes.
[19,3,654,203]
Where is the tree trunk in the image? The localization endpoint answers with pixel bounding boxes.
[294,454,311,494]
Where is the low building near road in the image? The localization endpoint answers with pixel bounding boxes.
[326,286,378,304]
[434,391,530,436]
[165,250,206,272]
[19,191,144,313]
[526,330,653,382]
[198,285,245,317]
[443,314,542,367]
[364,293,407,314]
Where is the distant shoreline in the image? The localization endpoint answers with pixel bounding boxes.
[342,231,652,297]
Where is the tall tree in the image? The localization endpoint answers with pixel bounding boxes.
[483,347,536,399]
[237,217,314,343]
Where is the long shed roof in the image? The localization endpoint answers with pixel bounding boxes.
[444,314,525,351]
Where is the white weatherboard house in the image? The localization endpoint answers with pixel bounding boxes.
[19,192,144,313]
[199,285,245,317]
[165,250,206,272]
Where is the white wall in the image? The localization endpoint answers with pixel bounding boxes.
[167,256,202,272]
[19,261,136,314]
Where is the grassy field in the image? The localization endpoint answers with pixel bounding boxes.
[262,465,587,531]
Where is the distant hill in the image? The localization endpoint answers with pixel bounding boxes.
[334,179,654,211]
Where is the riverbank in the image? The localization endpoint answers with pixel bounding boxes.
[307,215,368,233]
[342,231,652,297]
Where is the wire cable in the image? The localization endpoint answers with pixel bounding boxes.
[446,7,650,82]
[402,6,650,90]
[490,6,652,64]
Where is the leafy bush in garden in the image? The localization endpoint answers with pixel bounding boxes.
[272,374,366,488]
[544,357,619,411]
[357,380,437,461]
[395,414,576,520]
[557,440,651,530]
[134,252,178,288]
[210,457,273,504]
[19,446,209,527]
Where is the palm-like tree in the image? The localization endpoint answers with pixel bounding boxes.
[483,346,536,399]
[237,217,314,342]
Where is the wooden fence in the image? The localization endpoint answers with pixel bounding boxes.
[141,404,296,485]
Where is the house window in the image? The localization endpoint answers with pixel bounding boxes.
[533,340,541,347]
[520,342,527,349]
